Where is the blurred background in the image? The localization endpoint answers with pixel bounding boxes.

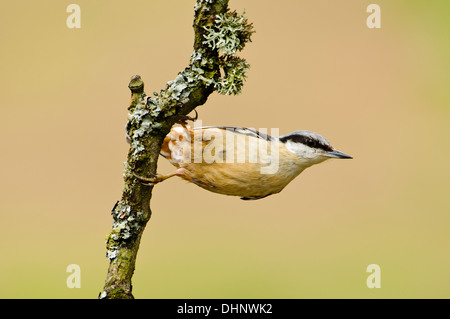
[0,0,449,298]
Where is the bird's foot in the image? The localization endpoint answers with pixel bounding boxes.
[132,172,174,186]
[176,110,198,125]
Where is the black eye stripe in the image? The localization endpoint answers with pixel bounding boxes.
[279,134,333,152]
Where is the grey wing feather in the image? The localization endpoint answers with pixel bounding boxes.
[194,126,275,141]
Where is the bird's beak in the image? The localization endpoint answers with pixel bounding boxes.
[324,149,353,159]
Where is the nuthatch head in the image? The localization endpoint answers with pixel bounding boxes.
[134,125,352,200]
[278,130,352,163]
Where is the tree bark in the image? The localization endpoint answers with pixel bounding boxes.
[100,0,253,299]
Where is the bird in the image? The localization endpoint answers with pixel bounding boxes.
[133,123,352,200]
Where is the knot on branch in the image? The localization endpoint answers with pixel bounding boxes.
[128,75,144,93]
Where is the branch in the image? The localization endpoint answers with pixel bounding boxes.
[99,0,254,299]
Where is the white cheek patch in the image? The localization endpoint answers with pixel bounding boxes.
[285,140,315,158]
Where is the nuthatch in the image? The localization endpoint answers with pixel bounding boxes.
[133,123,352,200]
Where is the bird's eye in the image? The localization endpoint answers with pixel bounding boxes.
[306,138,315,147]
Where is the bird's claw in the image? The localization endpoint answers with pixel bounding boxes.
[132,173,160,185]
[177,110,198,125]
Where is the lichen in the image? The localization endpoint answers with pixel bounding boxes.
[200,10,254,95]
[166,74,189,100]
[194,0,213,12]
[202,10,254,55]
[215,56,250,95]
[150,49,219,113]
[126,95,167,159]
[106,201,145,261]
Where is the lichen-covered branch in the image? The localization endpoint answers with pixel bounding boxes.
[100,0,254,299]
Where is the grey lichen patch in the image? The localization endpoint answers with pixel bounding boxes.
[127,96,150,157]
[194,0,213,9]
[167,74,188,100]
[194,0,215,13]
[216,56,249,95]
[187,50,217,87]
[122,161,132,179]
[202,10,254,55]
[200,10,254,95]
[106,201,145,261]
[127,95,166,159]
[153,49,219,111]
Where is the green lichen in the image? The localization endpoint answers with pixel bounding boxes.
[200,10,253,95]
[127,95,166,158]
[106,201,145,261]
[167,74,189,100]
[151,48,219,114]
[194,0,214,12]
[216,56,249,95]
[203,10,254,55]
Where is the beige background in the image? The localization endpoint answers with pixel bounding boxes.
[0,0,449,298]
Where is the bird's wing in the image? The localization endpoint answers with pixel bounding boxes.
[194,126,275,141]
